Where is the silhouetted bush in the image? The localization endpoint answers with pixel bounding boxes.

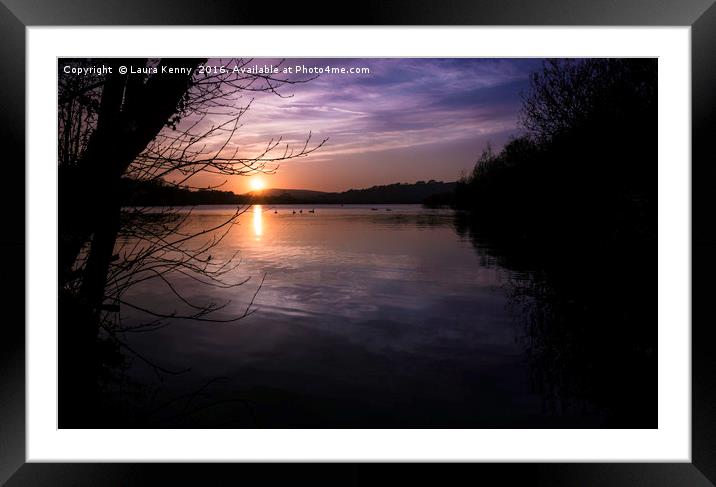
[452,59,657,425]
[455,58,656,246]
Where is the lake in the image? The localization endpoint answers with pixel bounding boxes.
[106,204,654,428]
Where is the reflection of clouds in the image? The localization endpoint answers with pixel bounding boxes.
[221,210,508,328]
[125,207,511,337]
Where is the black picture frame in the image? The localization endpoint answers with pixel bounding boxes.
[1,1,713,485]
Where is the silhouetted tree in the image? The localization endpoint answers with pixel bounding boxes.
[452,59,657,424]
[455,58,656,239]
[522,59,657,143]
[60,58,324,320]
[58,58,326,424]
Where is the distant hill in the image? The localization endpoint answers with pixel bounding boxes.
[247,188,330,201]
[249,181,456,205]
[121,178,456,206]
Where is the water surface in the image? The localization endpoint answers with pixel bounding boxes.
[110,204,653,428]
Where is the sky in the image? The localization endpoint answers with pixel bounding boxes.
[179,58,543,194]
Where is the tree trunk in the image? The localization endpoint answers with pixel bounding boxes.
[79,188,122,312]
[59,58,205,425]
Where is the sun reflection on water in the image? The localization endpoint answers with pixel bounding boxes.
[253,204,263,240]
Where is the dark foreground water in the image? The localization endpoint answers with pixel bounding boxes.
[101,204,655,428]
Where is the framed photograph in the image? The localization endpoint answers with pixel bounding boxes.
[2,0,714,484]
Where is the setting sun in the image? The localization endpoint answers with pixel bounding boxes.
[250,178,265,192]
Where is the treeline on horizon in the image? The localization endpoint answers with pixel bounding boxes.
[120,178,456,206]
